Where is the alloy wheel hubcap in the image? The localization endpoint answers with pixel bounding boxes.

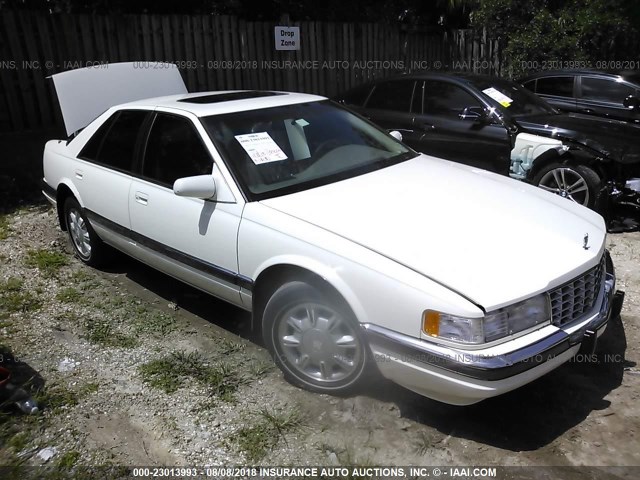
[68,209,91,258]
[538,168,589,206]
[277,302,362,383]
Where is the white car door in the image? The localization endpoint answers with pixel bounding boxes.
[128,110,246,306]
[73,110,150,251]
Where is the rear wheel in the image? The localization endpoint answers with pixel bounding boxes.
[262,281,369,395]
[532,163,601,208]
[64,197,108,266]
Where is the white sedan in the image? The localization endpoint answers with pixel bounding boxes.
[42,63,623,405]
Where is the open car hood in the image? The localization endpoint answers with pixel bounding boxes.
[49,62,187,136]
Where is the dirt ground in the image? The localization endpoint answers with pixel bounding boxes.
[0,204,639,478]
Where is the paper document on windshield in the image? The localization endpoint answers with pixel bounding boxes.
[482,87,513,107]
[235,132,288,165]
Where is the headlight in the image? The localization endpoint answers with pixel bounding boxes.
[423,310,484,344]
[423,294,550,345]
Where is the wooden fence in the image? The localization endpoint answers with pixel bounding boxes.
[0,11,501,133]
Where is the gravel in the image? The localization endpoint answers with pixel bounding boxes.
[1,205,639,472]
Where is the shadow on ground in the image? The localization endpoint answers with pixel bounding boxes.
[91,250,631,452]
[367,313,630,452]
[0,344,45,415]
[98,252,252,339]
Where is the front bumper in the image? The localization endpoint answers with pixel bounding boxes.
[363,253,624,405]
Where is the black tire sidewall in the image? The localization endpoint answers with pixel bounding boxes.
[262,281,369,394]
[533,163,601,208]
[63,197,101,265]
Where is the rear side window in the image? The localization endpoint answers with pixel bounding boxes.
[366,80,416,112]
[142,113,213,187]
[581,77,636,104]
[79,110,148,172]
[536,77,574,97]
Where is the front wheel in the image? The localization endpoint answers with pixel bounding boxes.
[262,281,369,395]
[532,163,601,208]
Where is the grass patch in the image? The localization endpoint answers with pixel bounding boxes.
[56,287,82,304]
[232,406,304,462]
[78,382,99,397]
[56,450,80,469]
[247,358,275,378]
[133,311,176,336]
[0,214,11,240]
[84,320,137,349]
[70,269,93,283]
[0,278,41,314]
[24,249,68,277]
[7,432,29,452]
[34,383,79,413]
[219,338,246,355]
[139,350,245,400]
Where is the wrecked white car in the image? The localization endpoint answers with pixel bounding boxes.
[42,63,623,405]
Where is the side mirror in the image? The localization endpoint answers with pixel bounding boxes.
[173,174,216,199]
[623,95,640,110]
[459,106,487,123]
[389,130,403,142]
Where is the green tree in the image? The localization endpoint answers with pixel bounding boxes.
[472,0,639,78]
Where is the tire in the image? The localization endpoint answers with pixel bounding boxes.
[532,163,601,208]
[262,281,369,395]
[63,197,108,266]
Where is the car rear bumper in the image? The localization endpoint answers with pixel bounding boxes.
[363,252,624,405]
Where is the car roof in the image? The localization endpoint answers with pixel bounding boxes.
[519,69,640,85]
[120,90,328,117]
[338,72,499,95]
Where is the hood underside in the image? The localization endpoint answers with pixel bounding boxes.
[50,62,187,136]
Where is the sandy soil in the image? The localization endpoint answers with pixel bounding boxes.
[0,205,638,478]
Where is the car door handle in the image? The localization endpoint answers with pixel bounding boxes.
[579,108,594,114]
[134,192,148,206]
[74,170,83,179]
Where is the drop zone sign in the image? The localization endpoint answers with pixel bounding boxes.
[275,26,300,51]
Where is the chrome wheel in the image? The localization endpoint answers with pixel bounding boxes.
[68,208,91,259]
[538,167,590,206]
[276,302,362,383]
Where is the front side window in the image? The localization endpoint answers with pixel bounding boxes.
[536,77,574,97]
[423,81,482,118]
[202,101,416,200]
[580,77,636,105]
[142,113,213,187]
[365,80,416,112]
[79,110,148,172]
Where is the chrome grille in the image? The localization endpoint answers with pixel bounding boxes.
[550,257,604,327]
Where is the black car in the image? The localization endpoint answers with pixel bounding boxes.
[519,70,640,124]
[335,73,640,211]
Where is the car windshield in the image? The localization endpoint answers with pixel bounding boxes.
[201,101,416,200]
[470,78,558,117]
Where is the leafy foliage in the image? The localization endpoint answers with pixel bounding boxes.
[472,0,640,77]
